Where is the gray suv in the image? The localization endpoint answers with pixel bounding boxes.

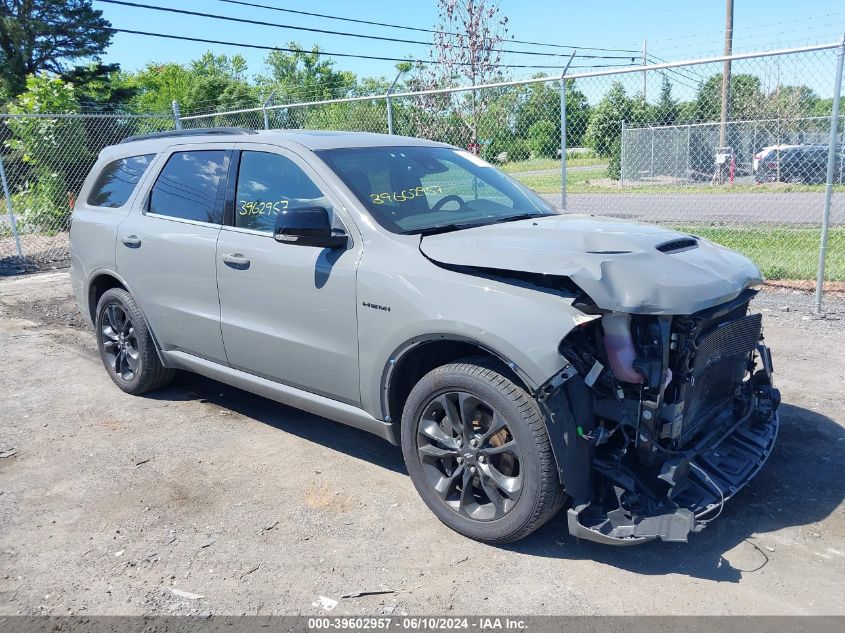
[70,128,780,545]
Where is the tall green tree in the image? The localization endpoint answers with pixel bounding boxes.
[5,74,88,230]
[585,81,632,157]
[694,73,765,122]
[119,52,256,115]
[654,75,678,125]
[0,0,112,99]
[514,78,590,148]
[257,43,356,102]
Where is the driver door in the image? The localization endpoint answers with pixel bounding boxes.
[215,145,362,405]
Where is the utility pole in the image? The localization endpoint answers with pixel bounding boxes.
[719,0,734,147]
[642,39,648,101]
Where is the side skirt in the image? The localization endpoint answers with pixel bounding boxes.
[162,350,398,444]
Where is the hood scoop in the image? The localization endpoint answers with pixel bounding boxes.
[656,237,699,253]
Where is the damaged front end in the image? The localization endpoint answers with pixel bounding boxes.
[539,288,780,545]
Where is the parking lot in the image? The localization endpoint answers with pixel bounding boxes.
[1,271,843,616]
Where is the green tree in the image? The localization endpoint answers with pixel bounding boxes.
[63,62,136,110]
[585,81,631,158]
[0,0,112,98]
[514,78,590,148]
[694,73,765,122]
[654,75,678,124]
[527,120,557,157]
[5,74,88,230]
[185,52,256,113]
[120,52,256,115]
[257,43,355,102]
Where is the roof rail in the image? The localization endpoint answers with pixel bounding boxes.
[119,127,259,144]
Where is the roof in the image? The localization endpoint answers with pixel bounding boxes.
[106,129,449,160]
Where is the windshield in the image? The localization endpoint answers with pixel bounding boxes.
[316,146,558,234]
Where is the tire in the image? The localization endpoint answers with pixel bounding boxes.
[95,288,175,395]
[401,359,564,544]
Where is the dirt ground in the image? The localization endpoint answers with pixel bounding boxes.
[0,271,843,617]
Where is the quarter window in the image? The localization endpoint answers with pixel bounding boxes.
[149,151,227,224]
[235,151,330,233]
[87,154,155,208]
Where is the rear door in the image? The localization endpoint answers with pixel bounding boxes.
[116,144,232,363]
[215,144,362,405]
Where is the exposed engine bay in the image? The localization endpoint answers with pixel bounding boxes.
[540,288,780,544]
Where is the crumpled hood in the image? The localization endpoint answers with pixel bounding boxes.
[419,215,763,314]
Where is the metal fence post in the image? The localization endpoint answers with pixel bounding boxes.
[558,52,577,210]
[0,154,24,260]
[815,33,845,313]
[686,124,692,183]
[620,120,626,185]
[171,100,182,130]
[386,69,404,135]
[262,91,276,130]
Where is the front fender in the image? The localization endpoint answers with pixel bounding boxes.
[356,249,588,419]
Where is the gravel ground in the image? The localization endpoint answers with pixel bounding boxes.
[0,233,70,276]
[0,271,843,617]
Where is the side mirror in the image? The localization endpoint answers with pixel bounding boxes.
[273,206,348,249]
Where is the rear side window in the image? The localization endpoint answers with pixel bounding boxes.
[87,154,155,208]
[148,150,227,224]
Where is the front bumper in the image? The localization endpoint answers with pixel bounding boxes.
[567,404,779,545]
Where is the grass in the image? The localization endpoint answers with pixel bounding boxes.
[499,156,605,174]
[513,167,607,192]
[508,166,845,195]
[667,226,845,281]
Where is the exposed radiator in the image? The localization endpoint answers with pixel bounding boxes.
[680,313,763,443]
[692,313,763,377]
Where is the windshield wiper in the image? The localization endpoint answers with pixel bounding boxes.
[407,214,551,236]
[490,213,550,224]
[404,222,489,236]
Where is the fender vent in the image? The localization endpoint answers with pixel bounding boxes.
[656,237,699,253]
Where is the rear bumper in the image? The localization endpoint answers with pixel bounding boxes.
[567,400,779,545]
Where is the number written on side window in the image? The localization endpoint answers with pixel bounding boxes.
[87,154,155,208]
[148,151,227,224]
[235,151,329,233]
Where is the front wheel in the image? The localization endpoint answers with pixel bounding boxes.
[95,288,175,395]
[401,360,564,544]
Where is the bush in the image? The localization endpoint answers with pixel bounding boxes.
[481,131,529,163]
[507,139,530,162]
[607,138,622,180]
[10,173,71,234]
[527,120,558,158]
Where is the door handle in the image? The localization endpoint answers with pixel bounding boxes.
[222,253,251,268]
[121,235,141,248]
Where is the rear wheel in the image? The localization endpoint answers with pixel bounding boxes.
[95,288,175,395]
[401,360,564,544]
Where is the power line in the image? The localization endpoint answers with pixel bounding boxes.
[212,0,642,54]
[96,0,638,61]
[106,28,638,70]
[647,53,707,84]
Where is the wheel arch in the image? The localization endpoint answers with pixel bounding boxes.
[87,269,168,367]
[381,335,537,434]
[87,269,131,324]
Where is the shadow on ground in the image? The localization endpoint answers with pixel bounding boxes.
[151,372,407,475]
[150,374,844,583]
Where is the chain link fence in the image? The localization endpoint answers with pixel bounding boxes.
[3,40,844,310]
[0,112,175,270]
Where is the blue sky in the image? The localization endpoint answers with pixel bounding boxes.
[96,0,845,96]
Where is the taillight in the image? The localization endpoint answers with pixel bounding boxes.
[766,161,777,168]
